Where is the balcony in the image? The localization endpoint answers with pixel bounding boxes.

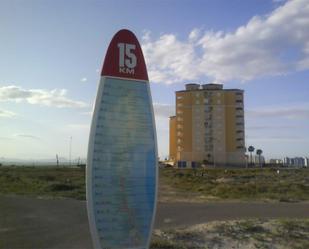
[205,106,213,112]
[205,114,213,120]
[205,145,214,151]
[237,139,244,145]
[236,122,244,127]
[203,92,213,97]
[205,128,213,133]
[235,102,243,108]
[204,121,212,126]
[205,131,212,137]
[236,110,244,116]
[205,141,213,145]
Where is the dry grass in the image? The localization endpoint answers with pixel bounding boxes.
[150,218,309,249]
[1,166,309,202]
[0,166,85,200]
[159,168,309,202]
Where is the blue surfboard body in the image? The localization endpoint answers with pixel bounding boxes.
[86,32,158,249]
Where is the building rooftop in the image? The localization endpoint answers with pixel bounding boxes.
[176,83,243,93]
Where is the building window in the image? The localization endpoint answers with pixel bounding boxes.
[236,107,243,110]
[205,106,213,112]
[204,92,212,97]
[177,109,183,114]
[177,95,183,99]
[177,103,183,107]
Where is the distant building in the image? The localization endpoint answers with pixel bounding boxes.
[169,83,245,167]
[283,157,306,167]
[269,159,283,165]
[284,157,291,166]
[295,157,305,167]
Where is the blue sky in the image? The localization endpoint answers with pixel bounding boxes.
[0,0,309,161]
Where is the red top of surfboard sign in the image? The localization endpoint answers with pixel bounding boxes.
[101,29,149,81]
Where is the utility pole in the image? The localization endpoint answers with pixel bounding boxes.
[213,141,216,168]
[56,154,59,167]
[69,136,72,167]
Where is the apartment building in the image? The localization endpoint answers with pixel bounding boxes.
[284,157,308,167]
[169,83,246,167]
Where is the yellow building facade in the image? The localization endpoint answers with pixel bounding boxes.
[169,83,246,167]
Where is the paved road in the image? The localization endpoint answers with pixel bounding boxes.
[0,195,308,249]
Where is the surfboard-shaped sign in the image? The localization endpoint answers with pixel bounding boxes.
[86,29,158,249]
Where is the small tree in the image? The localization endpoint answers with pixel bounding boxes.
[256,149,263,168]
[248,146,255,166]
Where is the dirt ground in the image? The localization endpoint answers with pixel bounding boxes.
[1,195,309,249]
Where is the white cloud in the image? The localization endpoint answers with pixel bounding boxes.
[189,28,201,42]
[0,109,16,118]
[142,0,309,83]
[80,111,93,116]
[0,136,12,140]
[153,103,174,118]
[247,106,309,119]
[66,124,90,130]
[249,136,306,142]
[142,33,200,84]
[0,85,88,108]
[80,77,88,83]
[14,134,41,140]
[247,125,300,130]
[152,103,174,159]
[154,115,170,159]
